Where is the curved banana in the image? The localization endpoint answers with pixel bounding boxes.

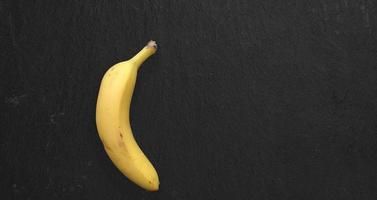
[96,41,159,191]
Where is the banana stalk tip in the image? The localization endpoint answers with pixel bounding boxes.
[146,40,157,50]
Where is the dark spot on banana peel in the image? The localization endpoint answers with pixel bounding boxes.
[104,144,112,153]
[118,140,125,147]
[118,133,125,147]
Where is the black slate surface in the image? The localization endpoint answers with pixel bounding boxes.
[1,0,377,199]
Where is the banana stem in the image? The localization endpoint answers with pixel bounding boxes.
[130,40,157,68]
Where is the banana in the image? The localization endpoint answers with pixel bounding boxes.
[96,41,159,191]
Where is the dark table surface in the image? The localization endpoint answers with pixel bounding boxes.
[1,0,377,199]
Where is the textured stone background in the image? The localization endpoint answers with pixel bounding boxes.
[1,0,377,199]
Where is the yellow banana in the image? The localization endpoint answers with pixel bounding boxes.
[95,41,159,191]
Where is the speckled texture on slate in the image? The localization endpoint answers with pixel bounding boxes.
[1,0,377,199]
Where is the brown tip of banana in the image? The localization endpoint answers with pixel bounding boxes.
[146,40,157,50]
